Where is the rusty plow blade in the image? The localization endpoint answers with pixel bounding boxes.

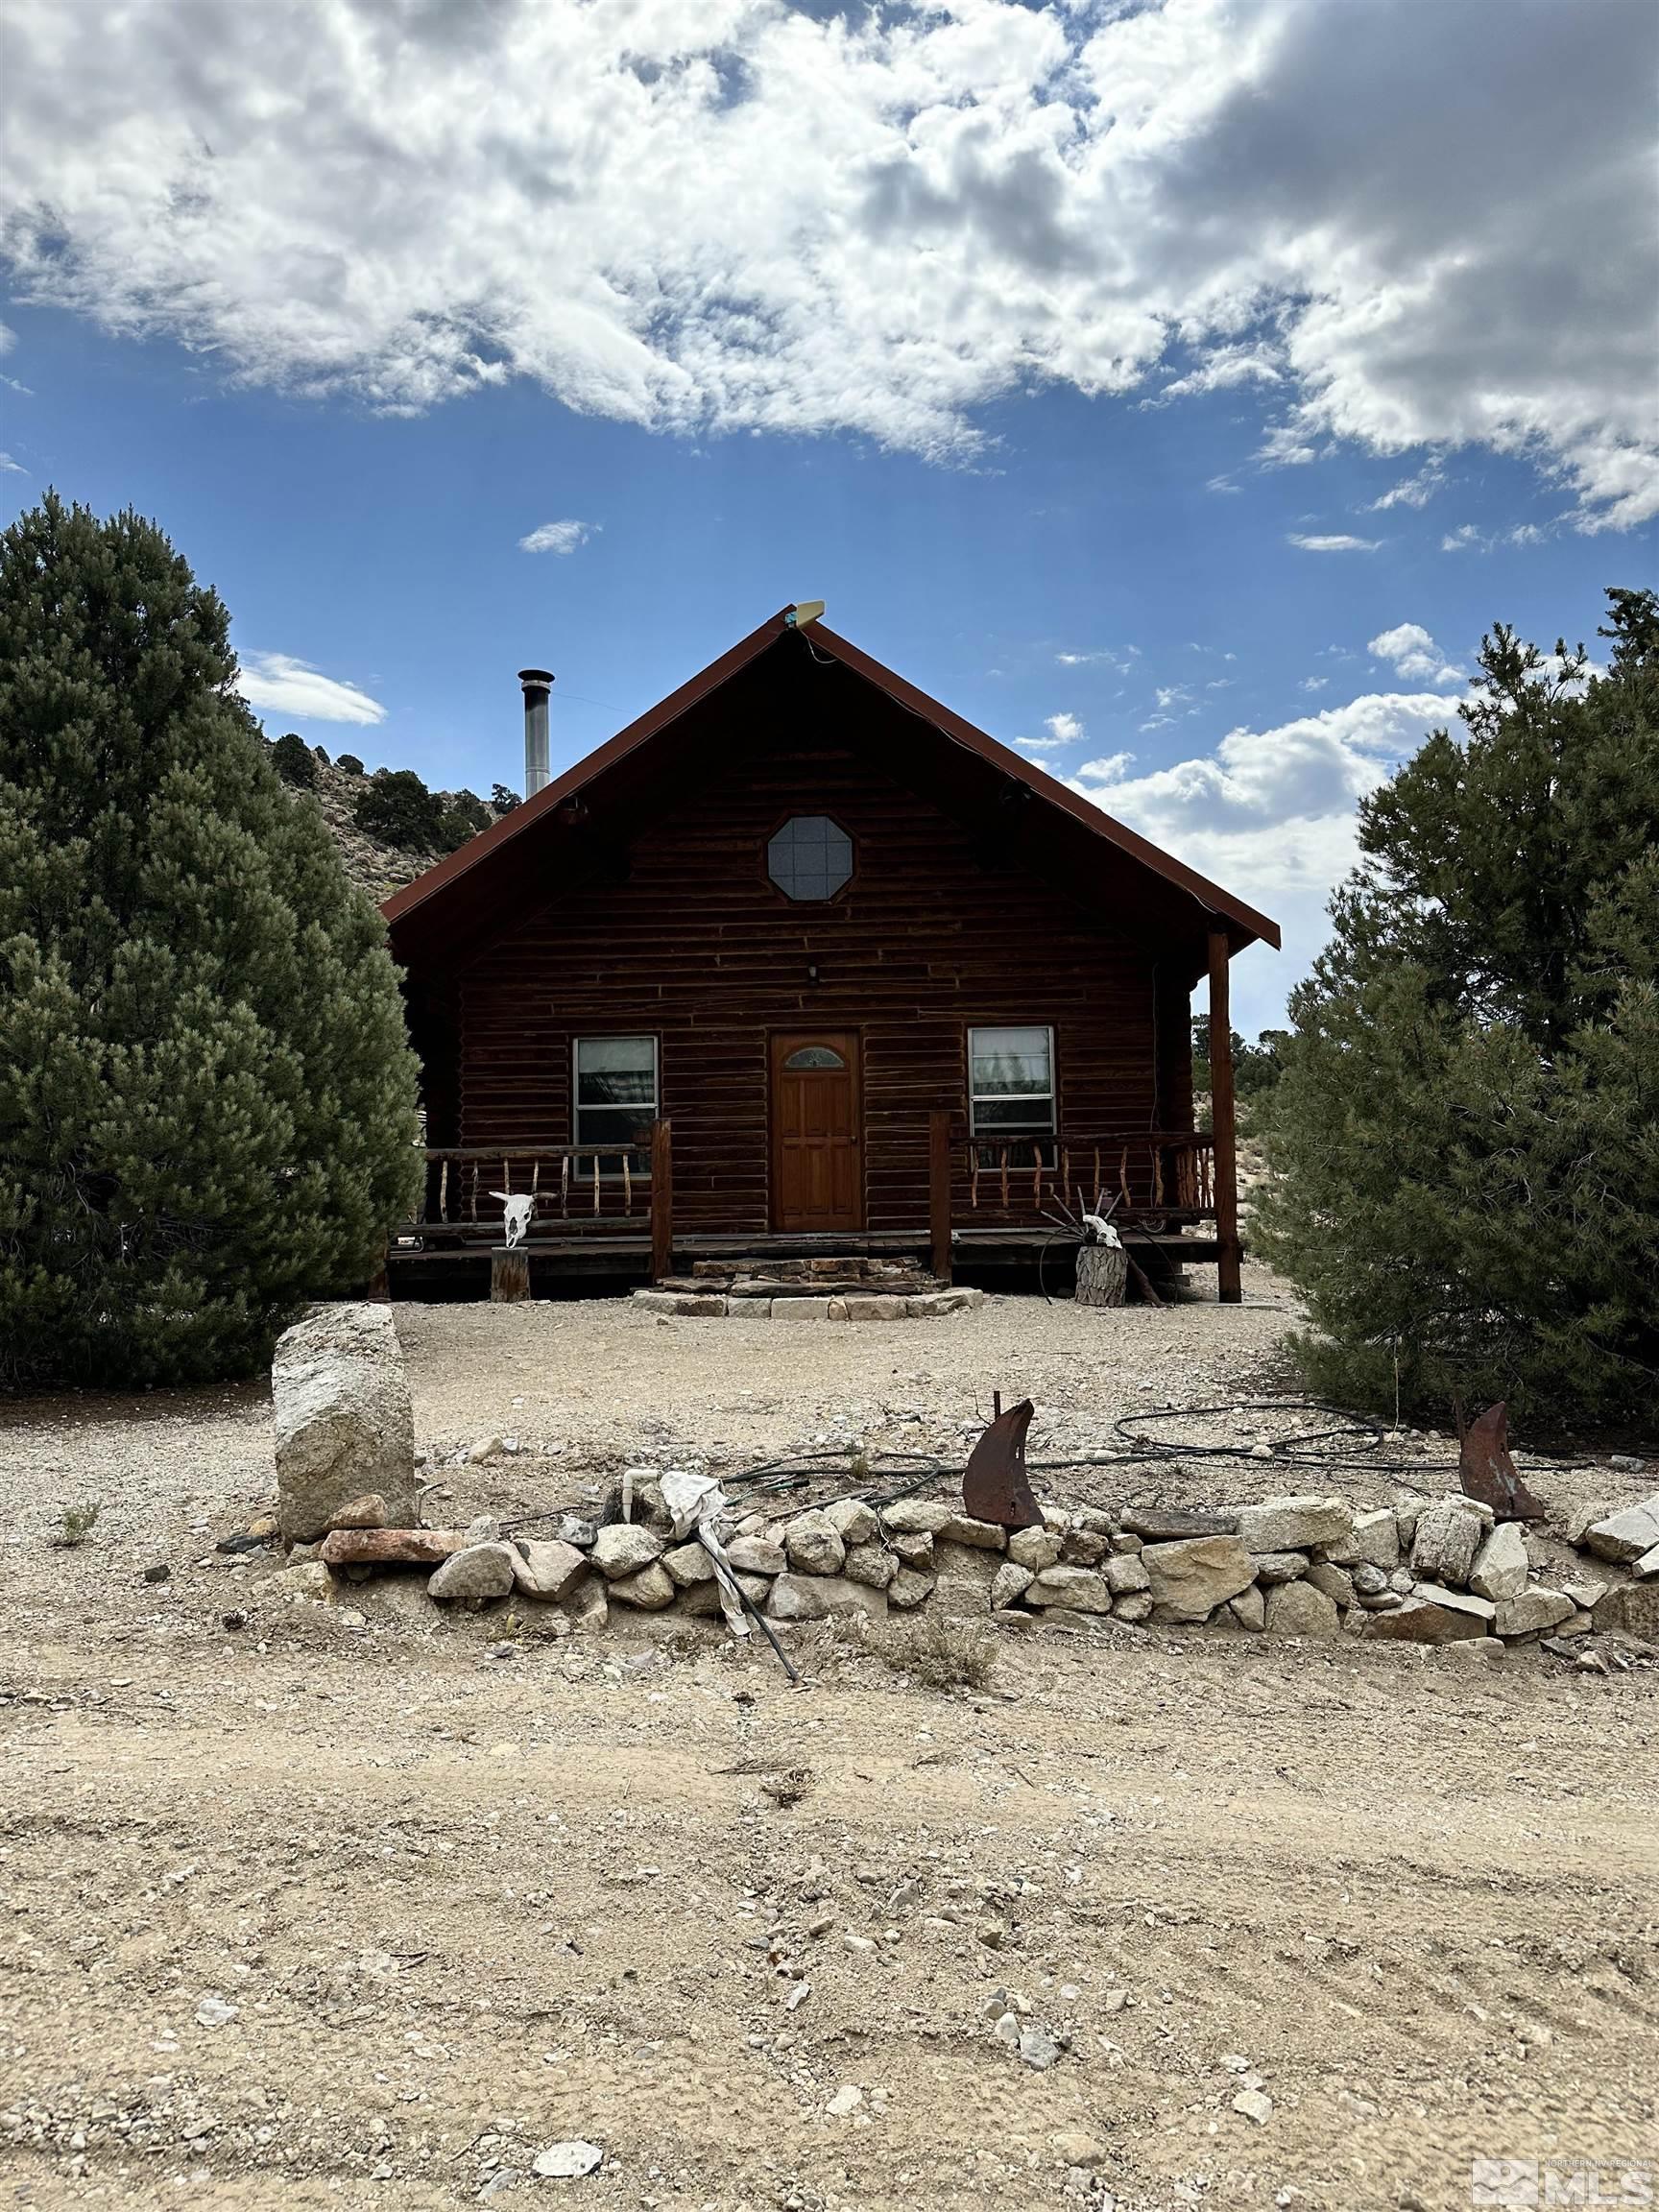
[1459,1401,1545,1524]
[962,1398,1044,1531]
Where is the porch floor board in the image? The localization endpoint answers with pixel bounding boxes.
[387,1224,1220,1274]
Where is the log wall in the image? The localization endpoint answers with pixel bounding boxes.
[456,728,1192,1236]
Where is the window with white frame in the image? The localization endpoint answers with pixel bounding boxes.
[968,1025,1056,1162]
[573,1036,659,1163]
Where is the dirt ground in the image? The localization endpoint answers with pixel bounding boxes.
[2,1271,1656,2211]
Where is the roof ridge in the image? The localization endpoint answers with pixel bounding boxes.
[382,608,1279,952]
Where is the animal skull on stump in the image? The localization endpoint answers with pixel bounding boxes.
[491,1192,535,1249]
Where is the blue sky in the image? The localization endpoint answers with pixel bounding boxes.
[3,0,1654,1035]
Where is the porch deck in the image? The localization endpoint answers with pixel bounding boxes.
[387,1121,1226,1297]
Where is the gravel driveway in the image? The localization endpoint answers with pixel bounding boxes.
[2,1273,1655,2209]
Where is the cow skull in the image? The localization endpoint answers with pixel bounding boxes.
[490,1192,535,1249]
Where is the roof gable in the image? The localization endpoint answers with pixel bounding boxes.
[382,608,1280,959]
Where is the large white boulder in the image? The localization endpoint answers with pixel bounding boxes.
[1263,1580,1340,1638]
[1008,1525,1062,1572]
[1494,1586,1575,1638]
[1583,1494,1659,1563]
[766,1573,888,1623]
[784,1510,847,1576]
[1469,1522,1529,1601]
[513,1540,591,1601]
[1142,1535,1257,1623]
[1321,1508,1401,1571]
[428,1542,518,1602]
[825,1498,878,1546]
[273,1303,419,1545]
[1358,1584,1494,1643]
[991,1562,1034,1610]
[1025,1566,1112,1613]
[590,1525,666,1580]
[1233,1496,1354,1552]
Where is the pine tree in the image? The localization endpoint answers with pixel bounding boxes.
[1257,589,1659,1430]
[353,767,445,853]
[0,494,421,1388]
[270,731,317,788]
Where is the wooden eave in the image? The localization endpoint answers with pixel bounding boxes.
[382,608,1281,965]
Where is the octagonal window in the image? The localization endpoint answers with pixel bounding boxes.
[767,814,853,902]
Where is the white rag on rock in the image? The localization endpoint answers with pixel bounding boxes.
[661,1468,750,1640]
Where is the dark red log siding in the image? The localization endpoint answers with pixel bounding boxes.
[457,735,1191,1234]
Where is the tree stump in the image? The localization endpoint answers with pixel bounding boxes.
[490,1244,532,1303]
[1074,1240,1128,1308]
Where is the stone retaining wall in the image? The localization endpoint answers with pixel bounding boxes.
[291,1479,1659,1652]
[632,1288,986,1321]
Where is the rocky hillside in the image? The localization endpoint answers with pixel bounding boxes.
[266,738,513,908]
[303,755,443,907]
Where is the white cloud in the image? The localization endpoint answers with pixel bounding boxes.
[1288,533,1380,553]
[0,0,1651,523]
[518,517,596,556]
[1367,621,1463,684]
[1069,683,1464,1027]
[0,451,24,473]
[1368,460,1444,511]
[1441,520,1548,553]
[1257,426,1322,468]
[1056,646,1137,670]
[1300,675,1328,692]
[1153,344,1281,402]
[1045,710,1084,744]
[0,320,25,395]
[1076,750,1135,782]
[235,652,386,726]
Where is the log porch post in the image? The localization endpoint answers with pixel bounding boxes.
[928,1107,953,1285]
[1207,927,1242,1304]
[649,1118,674,1283]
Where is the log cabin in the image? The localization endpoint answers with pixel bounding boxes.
[381,605,1278,1299]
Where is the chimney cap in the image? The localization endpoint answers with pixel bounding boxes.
[518,666,554,686]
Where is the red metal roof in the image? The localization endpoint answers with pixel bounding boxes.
[382,607,1280,952]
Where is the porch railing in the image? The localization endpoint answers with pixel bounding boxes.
[419,1144,648,1226]
[397,1116,1209,1293]
[958,1129,1216,1222]
[405,1121,674,1279]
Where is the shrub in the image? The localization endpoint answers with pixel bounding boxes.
[491,782,520,815]
[1258,589,1659,1430]
[0,494,421,1389]
[54,1501,102,1548]
[1192,1017,1287,1101]
[270,732,317,788]
[353,768,446,854]
[898,1610,998,1690]
[335,753,365,777]
[438,787,492,850]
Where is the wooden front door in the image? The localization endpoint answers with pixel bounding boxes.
[770,1032,862,1232]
